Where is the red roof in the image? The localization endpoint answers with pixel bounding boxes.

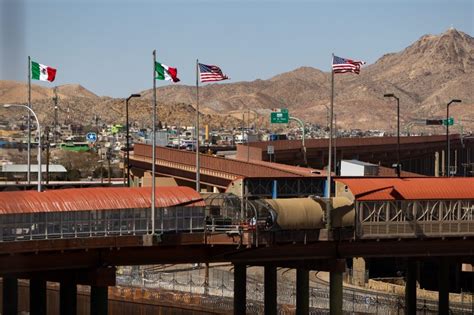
[336,178,474,201]
[0,186,204,214]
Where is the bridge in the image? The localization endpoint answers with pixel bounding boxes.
[237,134,474,176]
[129,143,327,193]
[127,135,474,196]
[1,178,474,314]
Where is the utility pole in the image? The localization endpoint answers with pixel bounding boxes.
[53,87,59,144]
[106,147,112,184]
[45,126,50,184]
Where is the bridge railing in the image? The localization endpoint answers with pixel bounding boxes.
[0,206,205,242]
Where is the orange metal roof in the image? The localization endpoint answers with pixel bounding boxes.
[336,178,474,201]
[0,186,204,214]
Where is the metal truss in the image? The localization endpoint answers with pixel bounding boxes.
[356,199,474,239]
[245,178,325,198]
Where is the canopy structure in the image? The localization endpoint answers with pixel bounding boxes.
[1,164,67,173]
[336,178,474,201]
[0,186,204,214]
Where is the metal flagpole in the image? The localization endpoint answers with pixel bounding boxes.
[151,50,157,235]
[195,59,200,192]
[326,53,334,230]
[27,56,31,184]
[334,114,337,176]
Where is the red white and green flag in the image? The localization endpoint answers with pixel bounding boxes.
[155,62,180,82]
[31,61,57,82]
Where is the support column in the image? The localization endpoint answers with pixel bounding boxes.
[352,257,366,286]
[264,264,277,315]
[30,278,47,315]
[296,268,309,315]
[60,280,77,315]
[233,264,246,315]
[2,276,18,315]
[435,151,440,177]
[329,271,343,315]
[438,258,450,315]
[90,286,108,315]
[405,260,417,315]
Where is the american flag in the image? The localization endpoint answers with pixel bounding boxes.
[332,55,365,74]
[199,63,229,82]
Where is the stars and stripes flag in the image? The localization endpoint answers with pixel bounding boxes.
[198,63,229,83]
[332,55,365,74]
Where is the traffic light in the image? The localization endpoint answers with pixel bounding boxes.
[426,119,443,125]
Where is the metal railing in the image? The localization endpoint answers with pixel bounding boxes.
[0,206,205,241]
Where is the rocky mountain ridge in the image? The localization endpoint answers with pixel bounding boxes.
[1,28,472,132]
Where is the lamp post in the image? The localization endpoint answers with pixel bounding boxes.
[384,94,401,177]
[246,109,259,162]
[125,94,141,186]
[446,99,462,177]
[3,104,42,191]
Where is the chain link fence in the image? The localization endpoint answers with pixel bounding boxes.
[117,265,474,314]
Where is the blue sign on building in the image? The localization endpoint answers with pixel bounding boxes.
[86,132,97,143]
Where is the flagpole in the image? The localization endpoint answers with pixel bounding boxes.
[195,59,200,192]
[27,56,31,184]
[151,50,157,235]
[326,53,334,230]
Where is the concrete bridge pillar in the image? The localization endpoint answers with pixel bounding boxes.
[264,264,277,315]
[296,268,309,315]
[352,257,366,286]
[438,258,450,315]
[60,280,77,315]
[30,278,47,315]
[233,263,246,315]
[405,260,417,315]
[90,286,108,315]
[2,276,18,315]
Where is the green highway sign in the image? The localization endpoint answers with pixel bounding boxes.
[270,109,289,124]
[443,117,454,126]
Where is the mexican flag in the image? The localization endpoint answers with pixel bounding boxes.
[31,61,57,82]
[155,62,180,82]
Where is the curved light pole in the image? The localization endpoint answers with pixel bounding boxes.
[125,93,141,186]
[446,99,462,177]
[245,108,259,162]
[289,116,307,165]
[384,94,401,177]
[4,104,42,191]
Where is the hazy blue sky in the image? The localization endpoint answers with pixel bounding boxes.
[1,0,472,97]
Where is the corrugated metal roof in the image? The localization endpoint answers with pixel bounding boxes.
[2,164,67,172]
[0,186,204,214]
[336,178,474,201]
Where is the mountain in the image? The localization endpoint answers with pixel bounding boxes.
[138,28,474,130]
[0,81,98,104]
[1,28,473,131]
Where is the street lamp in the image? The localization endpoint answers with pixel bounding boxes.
[446,99,462,177]
[3,104,42,191]
[125,94,141,186]
[384,94,401,177]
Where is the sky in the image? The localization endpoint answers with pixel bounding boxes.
[1,0,473,97]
